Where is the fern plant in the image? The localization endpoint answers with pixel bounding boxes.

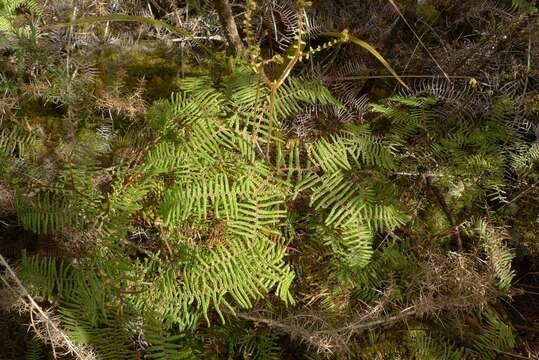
[1,0,536,359]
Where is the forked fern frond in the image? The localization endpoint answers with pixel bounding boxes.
[131,237,295,326]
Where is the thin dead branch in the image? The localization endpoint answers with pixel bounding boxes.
[0,254,95,360]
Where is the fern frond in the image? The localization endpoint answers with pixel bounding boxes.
[0,127,38,158]
[475,220,516,290]
[132,237,294,327]
[274,77,341,119]
[236,331,282,360]
[1,0,41,15]
[310,171,372,228]
[25,337,45,360]
[106,170,158,216]
[410,330,466,360]
[309,136,352,173]
[144,317,199,359]
[160,173,241,223]
[0,254,95,360]
[16,193,75,235]
[227,191,287,239]
[19,250,74,301]
[223,66,269,111]
[0,0,41,39]
[471,307,516,360]
[308,124,396,172]
[341,124,396,170]
[325,218,374,269]
[350,242,410,304]
[511,142,539,174]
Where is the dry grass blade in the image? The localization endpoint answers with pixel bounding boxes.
[322,31,411,91]
[386,0,450,82]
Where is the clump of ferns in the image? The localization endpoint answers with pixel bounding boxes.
[408,76,534,142]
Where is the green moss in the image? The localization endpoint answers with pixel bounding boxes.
[417,0,440,24]
[524,93,539,118]
[92,43,180,100]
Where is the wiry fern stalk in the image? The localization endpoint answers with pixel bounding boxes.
[0,254,95,360]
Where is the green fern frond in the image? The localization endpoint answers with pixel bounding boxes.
[160,173,241,223]
[0,0,41,15]
[184,237,294,322]
[25,337,45,360]
[144,317,199,359]
[0,16,11,33]
[168,88,225,130]
[144,141,185,173]
[325,218,374,269]
[409,330,466,360]
[309,136,352,173]
[18,253,136,358]
[223,66,269,111]
[475,220,516,290]
[350,242,410,304]
[16,193,75,235]
[273,77,341,119]
[511,142,539,174]
[360,203,409,232]
[19,250,75,301]
[277,139,306,184]
[106,170,159,216]
[215,325,282,360]
[131,237,294,326]
[60,310,136,360]
[236,331,282,360]
[0,127,38,158]
[310,171,371,227]
[308,123,396,172]
[370,96,437,143]
[0,0,41,38]
[227,192,287,239]
[181,119,237,161]
[471,307,516,360]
